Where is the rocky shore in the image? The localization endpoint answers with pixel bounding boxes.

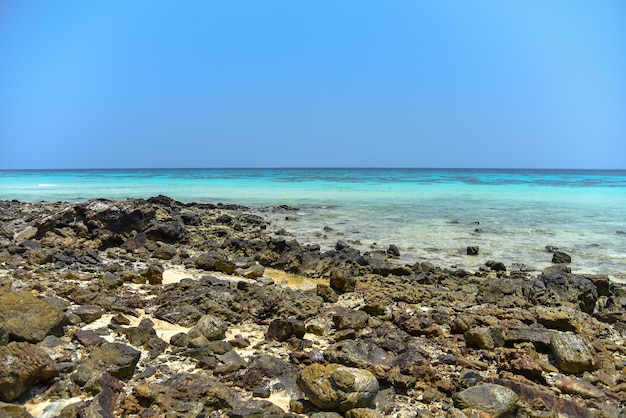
[1,195,625,417]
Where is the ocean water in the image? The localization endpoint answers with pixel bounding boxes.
[1,168,625,276]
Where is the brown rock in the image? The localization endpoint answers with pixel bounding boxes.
[0,291,65,343]
[0,342,59,401]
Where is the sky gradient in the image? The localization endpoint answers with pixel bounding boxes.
[1,1,625,169]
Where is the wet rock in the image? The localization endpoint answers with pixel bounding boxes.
[265,318,306,342]
[550,332,596,374]
[0,341,59,402]
[188,314,228,341]
[453,384,518,417]
[387,244,400,257]
[552,251,571,264]
[0,291,65,343]
[297,363,379,412]
[467,246,479,256]
[72,342,141,387]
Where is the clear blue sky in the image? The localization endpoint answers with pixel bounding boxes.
[1,1,625,169]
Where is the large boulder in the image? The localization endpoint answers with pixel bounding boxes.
[0,291,65,343]
[453,384,519,417]
[0,342,59,401]
[72,342,141,386]
[297,363,379,412]
[536,265,598,314]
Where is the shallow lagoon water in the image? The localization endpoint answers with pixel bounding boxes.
[1,168,624,275]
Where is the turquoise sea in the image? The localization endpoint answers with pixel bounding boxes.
[1,168,625,276]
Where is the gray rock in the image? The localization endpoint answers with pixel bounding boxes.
[188,314,228,341]
[324,340,392,369]
[453,383,519,417]
[242,263,265,279]
[72,342,141,386]
[297,363,379,412]
[0,291,65,343]
[0,342,59,402]
[550,332,596,374]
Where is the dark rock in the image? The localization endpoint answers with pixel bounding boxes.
[297,363,379,412]
[467,246,479,256]
[143,262,164,285]
[489,261,506,272]
[317,284,339,303]
[71,305,103,324]
[453,384,518,417]
[387,244,400,257]
[537,266,598,314]
[333,310,369,331]
[81,373,124,417]
[125,318,157,346]
[329,269,356,293]
[153,244,177,260]
[266,318,306,342]
[0,291,65,343]
[72,342,141,386]
[0,341,59,401]
[335,240,350,251]
[73,330,105,347]
[550,332,596,374]
[101,271,123,288]
[504,326,554,350]
[552,251,571,264]
[389,265,413,276]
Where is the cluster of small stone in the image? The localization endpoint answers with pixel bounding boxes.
[0,196,625,417]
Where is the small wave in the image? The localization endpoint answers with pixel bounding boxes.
[38,183,58,187]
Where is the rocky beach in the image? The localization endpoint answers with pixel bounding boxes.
[1,195,626,417]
